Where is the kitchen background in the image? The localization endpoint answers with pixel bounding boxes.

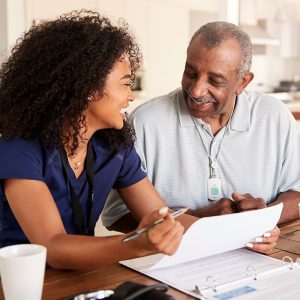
[1,0,300,235]
[2,0,300,113]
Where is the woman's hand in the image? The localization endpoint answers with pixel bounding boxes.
[246,227,280,255]
[134,207,184,256]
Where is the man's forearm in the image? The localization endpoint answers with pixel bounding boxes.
[269,190,300,224]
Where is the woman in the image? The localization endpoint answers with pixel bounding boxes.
[0,10,186,270]
[0,10,278,270]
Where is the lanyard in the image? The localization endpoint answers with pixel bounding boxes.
[59,141,95,236]
[192,118,230,178]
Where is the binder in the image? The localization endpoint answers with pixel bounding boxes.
[121,249,300,299]
[190,253,300,299]
[120,204,298,299]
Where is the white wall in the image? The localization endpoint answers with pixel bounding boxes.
[3,0,300,96]
[142,0,189,98]
[0,0,8,63]
[22,0,194,99]
[24,0,97,27]
[249,0,300,90]
[0,0,26,63]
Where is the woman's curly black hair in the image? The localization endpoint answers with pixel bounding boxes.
[0,10,142,154]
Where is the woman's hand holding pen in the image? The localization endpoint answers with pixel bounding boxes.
[127,207,184,256]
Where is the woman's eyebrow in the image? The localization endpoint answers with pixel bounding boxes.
[121,74,132,80]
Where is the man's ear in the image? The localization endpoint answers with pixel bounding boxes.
[236,72,254,95]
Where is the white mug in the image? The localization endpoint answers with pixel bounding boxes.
[0,244,47,300]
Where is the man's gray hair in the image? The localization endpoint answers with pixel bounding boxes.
[190,21,252,79]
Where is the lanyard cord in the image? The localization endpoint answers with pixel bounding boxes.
[59,141,95,236]
[192,115,232,178]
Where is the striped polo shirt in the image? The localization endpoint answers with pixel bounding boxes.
[102,88,300,227]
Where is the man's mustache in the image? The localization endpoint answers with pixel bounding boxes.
[183,88,217,104]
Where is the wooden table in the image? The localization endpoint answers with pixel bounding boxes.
[1,219,300,300]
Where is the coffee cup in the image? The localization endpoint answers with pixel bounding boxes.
[0,244,47,300]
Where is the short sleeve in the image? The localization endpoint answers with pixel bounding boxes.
[278,116,300,193]
[0,138,44,181]
[113,144,146,189]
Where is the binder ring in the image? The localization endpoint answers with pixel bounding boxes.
[282,256,294,270]
[296,257,300,266]
[246,265,257,280]
[193,285,207,299]
[205,276,217,292]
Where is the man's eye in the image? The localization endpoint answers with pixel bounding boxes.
[209,78,224,86]
[184,69,196,78]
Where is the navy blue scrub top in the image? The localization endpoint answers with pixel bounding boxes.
[0,137,146,247]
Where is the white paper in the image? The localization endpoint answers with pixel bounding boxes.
[122,203,282,270]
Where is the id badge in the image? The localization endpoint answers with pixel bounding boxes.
[207,177,221,201]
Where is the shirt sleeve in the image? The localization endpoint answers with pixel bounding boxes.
[277,111,300,193]
[113,144,147,189]
[0,138,44,181]
[129,112,148,173]
[101,123,148,227]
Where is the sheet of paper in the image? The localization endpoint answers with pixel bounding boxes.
[125,203,282,270]
[159,203,283,268]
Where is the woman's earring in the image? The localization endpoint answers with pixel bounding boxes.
[87,96,92,102]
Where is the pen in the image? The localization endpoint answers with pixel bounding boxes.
[122,207,189,243]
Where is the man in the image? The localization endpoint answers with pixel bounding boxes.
[102,21,300,235]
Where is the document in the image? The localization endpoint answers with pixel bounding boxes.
[123,204,283,270]
[120,204,300,299]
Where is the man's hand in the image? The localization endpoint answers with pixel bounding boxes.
[246,227,280,255]
[187,192,267,218]
[188,198,238,218]
[232,192,266,212]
